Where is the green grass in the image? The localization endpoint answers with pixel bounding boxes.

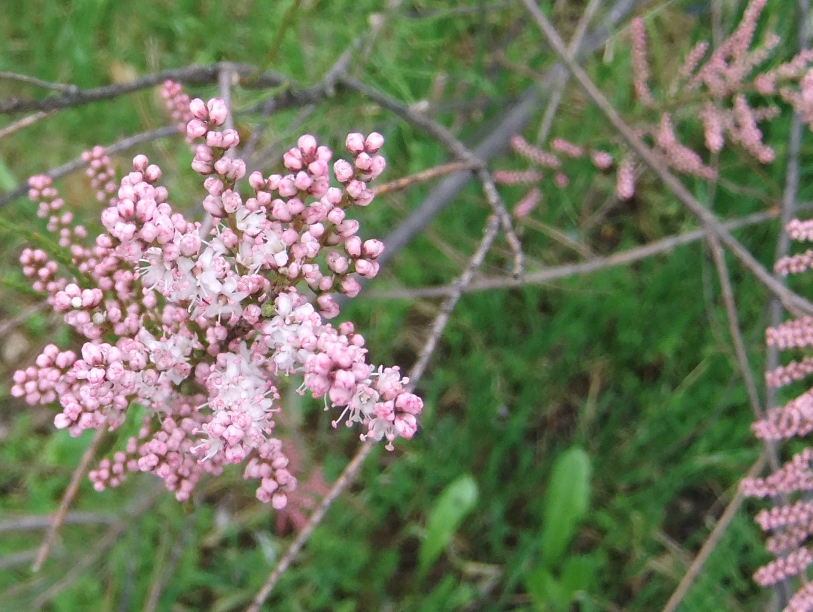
[1,0,811,610]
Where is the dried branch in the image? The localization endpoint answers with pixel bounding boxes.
[0,111,56,141]
[248,216,503,610]
[30,487,162,609]
[660,452,767,612]
[339,76,524,277]
[371,161,481,196]
[373,0,640,272]
[369,206,809,300]
[0,124,179,209]
[0,63,288,115]
[520,0,813,317]
[32,426,106,572]
[0,71,78,94]
[0,511,116,533]
[534,0,602,144]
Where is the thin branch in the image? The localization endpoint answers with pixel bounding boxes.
[0,63,288,115]
[520,0,813,317]
[32,426,106,572]
[372,161,481,196]
[30,487,162,609]
[0,125,179,209]
[340,76,524,277]
[248,216,503,610]
[143,510,196,612]
[706,237,764,421]
[0,111,56,141]
[0,511,116,533]
[535,0,602,144]
[0,300,49,337]
[370,206,802,299]
[660,452,767,612]
[372,0,640,273]
[0,71,78,94]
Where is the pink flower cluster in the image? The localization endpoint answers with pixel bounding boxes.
[11,95,423,506]
[744,219,813,604]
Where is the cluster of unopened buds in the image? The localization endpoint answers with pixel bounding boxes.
[11,95,423,508]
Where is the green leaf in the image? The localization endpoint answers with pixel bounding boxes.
[0,157,16,191]
[540,447,592,566]
[525,565,565,610]
[418,473,478,576]
[559,555,596,600]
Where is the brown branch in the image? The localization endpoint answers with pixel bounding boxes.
[660,452,767,612]
[32,426,106,572]
[0,111,57,140]
[30,486,162,609]
[0,71,78,94]
[0,124,179,209]
[520,0,813,318]
[370,207,801,300]
[247,216,503,610]
[0,63,288,115]
[372,161,481,196]
[0,511,116,533]
[339,76,524,277]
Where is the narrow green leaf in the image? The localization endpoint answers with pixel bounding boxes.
[540,447,592,566]
[525,565,565,610]
[418,473,478,576]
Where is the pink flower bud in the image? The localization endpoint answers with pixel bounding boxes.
[206,98,228,125]
[365,132,384,153]
[340,276,361,297]
[345,235,362,257]
[362,239,385,259]
[133,154,149,171]
[298,134,318,158]
[186,119,208,139]
[346,132,365,154]
[283,148,303,171]
[333,159,354,183]
[249,171,265,191]
[189,98,207,120]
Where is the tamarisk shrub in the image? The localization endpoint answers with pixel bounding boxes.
[496,0,813,214]
[10,97,423,509]
[742,219,813,609]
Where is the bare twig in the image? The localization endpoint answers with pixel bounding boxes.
[0,63,288,115]
[31,487,162,609]
[143,510,196,612]
[373,0,640,273]
[520,0,813,317]
[248,216,503,610]
[371,206,804,299]
[660,452,767,612]
[0,124,179,209]
[372,161,481,196]
[0,111,56,140]
[0,71,78,94]
[535,0,602,144]
[706,237,763,421]
[246,438,375,612]
[0,511,116,533]
[340,76,524,277]
[32,426,106,572]
[0,300,49,337]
